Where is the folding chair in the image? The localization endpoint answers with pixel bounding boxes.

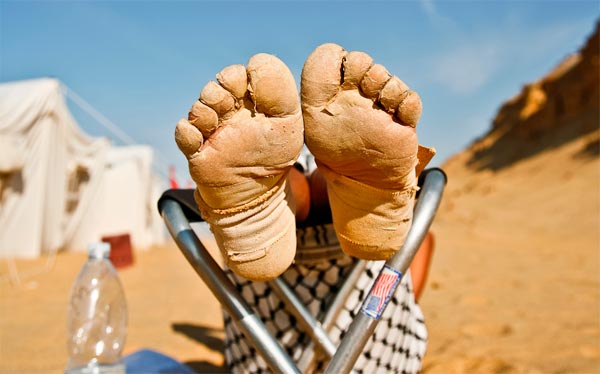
[157,168,446,373]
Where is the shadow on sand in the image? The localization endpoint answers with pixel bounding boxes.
[171,322,228,373]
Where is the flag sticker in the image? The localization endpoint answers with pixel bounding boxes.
[361,265,402,320]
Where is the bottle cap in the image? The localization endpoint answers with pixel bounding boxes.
[88,242,111,259]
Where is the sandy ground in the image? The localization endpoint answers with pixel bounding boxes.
[1,133,599,374]
[0,243,226,373]
[421,131,600,373]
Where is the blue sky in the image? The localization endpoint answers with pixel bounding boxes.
[1,1,598,182]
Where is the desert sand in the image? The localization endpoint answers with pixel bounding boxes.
[421,22,599,373]
[2,21,599,374]
[421,130,600,373]
[2,131,597,374]
[0,244,227,373]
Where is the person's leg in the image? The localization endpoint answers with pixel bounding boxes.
[174,55,303,281]
[301,43,428,260]
[409,231,435,301]
[290,167,434,300]
[289,167,310,222]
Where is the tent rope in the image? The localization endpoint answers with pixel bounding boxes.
[60,84,170,179]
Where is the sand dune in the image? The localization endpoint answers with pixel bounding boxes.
[421,22,599,374]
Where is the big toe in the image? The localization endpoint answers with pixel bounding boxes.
[301,43,346,107]
[247,53,300,117]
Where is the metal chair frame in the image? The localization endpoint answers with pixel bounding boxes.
[157,168,446,374]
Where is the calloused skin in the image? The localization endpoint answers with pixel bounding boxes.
[289,167,434,301]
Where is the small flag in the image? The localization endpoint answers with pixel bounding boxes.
[169,165,179,189]
[361,265,402,320]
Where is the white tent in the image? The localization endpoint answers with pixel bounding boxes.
[68,145,166,250]
[0,78,166,258]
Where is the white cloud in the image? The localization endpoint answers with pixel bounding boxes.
[430,44,500,94]
[428,17,595,95]
[420,0,436,18]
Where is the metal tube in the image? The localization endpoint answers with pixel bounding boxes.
[270,277,337,357]
[160,199,301,374]
[325,168,447,374]
[296,260,367,372]
[321,260,368,330]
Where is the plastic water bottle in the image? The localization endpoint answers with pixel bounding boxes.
[66,242,128,374]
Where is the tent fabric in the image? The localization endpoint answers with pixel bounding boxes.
[0,78,166,258]
[68,145,166,250]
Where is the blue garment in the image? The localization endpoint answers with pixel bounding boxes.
[124,349,195,374]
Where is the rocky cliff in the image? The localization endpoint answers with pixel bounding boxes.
[460,21,599,171]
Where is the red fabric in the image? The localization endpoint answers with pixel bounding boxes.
[169,165,179,189]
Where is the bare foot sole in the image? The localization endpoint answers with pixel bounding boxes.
[301,43,433,260]
[175,54,303,281]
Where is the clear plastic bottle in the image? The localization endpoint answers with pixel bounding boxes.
[66,242,128,374]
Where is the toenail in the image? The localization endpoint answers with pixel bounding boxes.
[360,64,391,99]
[200,81,236,116]
[217,64,248,99]
[189,101,218,127]
[396,91,422,127]
[175,118,203,157]
[379,77,410,113]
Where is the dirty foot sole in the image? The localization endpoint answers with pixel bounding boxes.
[175,54,303,281]
[301,43,431,260]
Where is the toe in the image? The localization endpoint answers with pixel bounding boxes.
[342,51,373,88]
[200,81,237,119]
[360,64,391,99]
[188,101,219,138]
[379,76,410,113]
[396,91,422,127]
[175,118,203,158]
[301,43,346,107]
[216,64,248,99]
[247,53,300,117]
